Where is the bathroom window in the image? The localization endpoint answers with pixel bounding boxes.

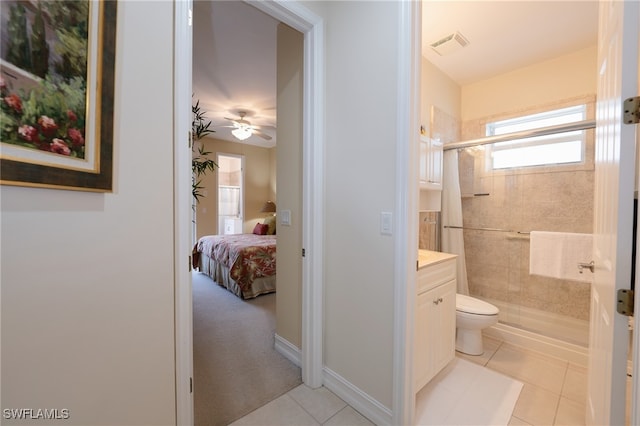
[486,105,587,170]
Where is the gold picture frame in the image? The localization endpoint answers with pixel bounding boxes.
[0,0,117,192]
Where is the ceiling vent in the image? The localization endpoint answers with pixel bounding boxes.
[430,31,469,56]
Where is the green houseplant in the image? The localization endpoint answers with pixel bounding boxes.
[192,99,217,201]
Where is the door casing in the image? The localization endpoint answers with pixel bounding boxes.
[173,1,327,424]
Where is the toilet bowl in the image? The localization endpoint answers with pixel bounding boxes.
[456,294,499,355]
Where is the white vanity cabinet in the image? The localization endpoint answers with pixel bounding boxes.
[415,253,456,392]
[419,136,443,190]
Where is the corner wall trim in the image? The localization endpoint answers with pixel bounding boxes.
[274,334,302,367]
[322,367,392,426]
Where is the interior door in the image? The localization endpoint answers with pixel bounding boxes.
[587,1,639,424]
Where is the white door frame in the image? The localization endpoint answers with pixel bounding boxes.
[174,1,194,424]
[173,1,325,424]
[247,1,325,388]
[393,1,422,425]
[587,0,639,424]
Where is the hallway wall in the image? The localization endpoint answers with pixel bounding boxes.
[1,2,177,423]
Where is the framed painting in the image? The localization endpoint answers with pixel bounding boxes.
[0,0,117,192]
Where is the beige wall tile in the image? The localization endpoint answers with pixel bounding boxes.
[459,101,594,326]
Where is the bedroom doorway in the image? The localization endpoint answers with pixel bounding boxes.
[174,2,325,424]
[217,153,244,235]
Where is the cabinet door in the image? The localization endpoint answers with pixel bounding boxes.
[415,279,456,392]
[428,138,443,189]
[419,138,428,185]
[433,279,456,374]
[415,290,434,390]
[419,137,443,190]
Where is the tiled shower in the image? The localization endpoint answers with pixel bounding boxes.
[421,96,596,347]
[459,153,594,346]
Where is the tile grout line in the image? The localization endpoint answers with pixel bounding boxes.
[320,405,352,426]
[286,392,323,425]
[551,362,571,425]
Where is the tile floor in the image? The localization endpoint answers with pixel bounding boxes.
[415,357,523,425]
[459,337,588,426]
[230,336,589,425]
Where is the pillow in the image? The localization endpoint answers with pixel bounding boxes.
[263,215,276,235]
[252,222,268,235]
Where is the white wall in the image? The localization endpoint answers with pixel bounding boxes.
[1,2,176,424]
[1,1,409,422]
[421,58,461,135]
[319,1,399,409]
[461,45,598,121]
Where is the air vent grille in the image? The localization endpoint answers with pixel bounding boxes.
[430,31,469,56]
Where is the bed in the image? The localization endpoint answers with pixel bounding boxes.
[193,233,276,299]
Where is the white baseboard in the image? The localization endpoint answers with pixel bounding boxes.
[275,334,391,425]
[322,367,392,426]
[274,334,302,367]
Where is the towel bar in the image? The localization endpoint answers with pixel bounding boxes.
[443,225,530,235]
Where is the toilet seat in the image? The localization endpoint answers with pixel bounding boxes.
[456,294,499,316]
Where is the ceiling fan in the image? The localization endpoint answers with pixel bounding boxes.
[222,111,273,141]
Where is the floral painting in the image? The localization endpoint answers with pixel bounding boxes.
[0,0,116,192]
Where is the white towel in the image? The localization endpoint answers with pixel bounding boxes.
[529,231,593,283]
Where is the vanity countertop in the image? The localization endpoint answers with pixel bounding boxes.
[418,249,457,270]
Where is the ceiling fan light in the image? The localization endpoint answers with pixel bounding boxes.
[232,127,252,141]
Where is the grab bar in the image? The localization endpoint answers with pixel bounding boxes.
[443,225,530,235]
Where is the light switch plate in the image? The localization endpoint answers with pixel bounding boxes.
[380,212,392,235]
[280,210,291,226]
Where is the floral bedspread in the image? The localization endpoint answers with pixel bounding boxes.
[195,234,276,291]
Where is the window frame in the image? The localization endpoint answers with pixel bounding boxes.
[485,104,588,170]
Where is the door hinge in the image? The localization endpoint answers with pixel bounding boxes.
[188,131,193,148]
[623,96,640,124]
[617,289,634,316]
[302,248,306,257]
[190,377,193,393]
[189,255,192,272]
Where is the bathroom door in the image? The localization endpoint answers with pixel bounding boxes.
[587,0,639,425]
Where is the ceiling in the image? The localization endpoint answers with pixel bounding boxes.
[422,1,599,86]
[192,1,279,148]
[192,1,599,147]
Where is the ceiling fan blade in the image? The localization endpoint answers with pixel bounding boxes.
[253,130,272,141]
[251,124,276,131]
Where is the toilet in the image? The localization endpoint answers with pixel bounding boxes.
[455,294,499,355]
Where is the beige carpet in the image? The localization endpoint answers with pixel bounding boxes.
[193,271,302,426]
